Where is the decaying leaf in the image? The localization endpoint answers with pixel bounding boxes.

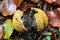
[0,0,16,16]
[45,0,56,3]
[50,20,60,27]
[45,0,60,5]
[13,10,27,32]
[46,8,60,27]
[3,19,14,39]
[31,0,60,5]
[20,1,36,11]
[56,0,60,5]
[13,0,23,7]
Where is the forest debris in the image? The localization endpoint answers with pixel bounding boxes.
[20,2,36,11]
[13,0,23,7]
[46,8,60,27]
[45,0,60,5]
[45,0,56,3]
[0,0,16,16]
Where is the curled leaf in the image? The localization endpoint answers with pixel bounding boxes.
[3,19,14,39]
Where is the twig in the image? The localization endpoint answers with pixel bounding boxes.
[38,26,49,40]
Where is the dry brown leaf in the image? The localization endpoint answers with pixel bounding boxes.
[46,8,60,27]
[0,0,16,16]
[13,0,23,7]
[50,20,60,27]
[56,0,60,5]
[20,2,36,11]
[45,0,56,3]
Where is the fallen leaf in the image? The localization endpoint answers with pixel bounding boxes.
[0,0,16,16]
[20,2,36,11]
[56,0,60,5]
[3,19,14,39]
[46,8,60,27]
[50,20,60,27]
[13,0,23,7]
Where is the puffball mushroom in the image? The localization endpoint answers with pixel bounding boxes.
[13,8,48,32]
